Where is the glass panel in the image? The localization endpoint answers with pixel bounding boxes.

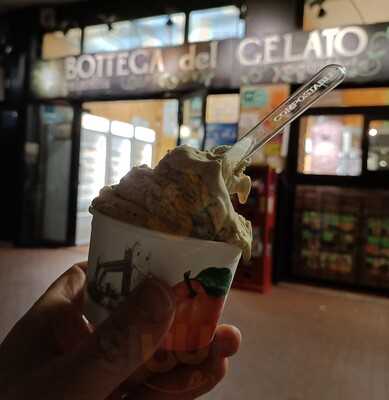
[293,186,361,284]
[41,105,73,242]
[135,126,156,143]
[180,96,204,149]
[83,99,178,168]
[111,120,134,138]
[312,88,389,108]
[82,113,110,133]
[155,99,179,164]
[77,128,107,214]
[110,136,131,184]
[298,115,363,176]
[84,13,185,53]
[76,123,107,245]
[367,120,389,171]
[188,6,245,43]
[133,141,153,167]
[42,29,81,59]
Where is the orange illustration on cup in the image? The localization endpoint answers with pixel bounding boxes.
[163,267,232,352]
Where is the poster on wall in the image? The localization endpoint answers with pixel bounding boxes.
[206,94,240,124]
[204,123,238,150]
[239,84,290,168]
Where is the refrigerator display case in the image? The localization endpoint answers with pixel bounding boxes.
[76,113,155,244]
[293,186,389,290]
[362,191,389,289]
[293,186,360,285]
[280,87,389,292]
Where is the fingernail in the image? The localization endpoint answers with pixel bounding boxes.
[134,278,174,323]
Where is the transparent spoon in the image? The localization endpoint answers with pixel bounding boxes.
[225,64,346,165]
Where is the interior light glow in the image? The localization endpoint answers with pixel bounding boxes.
[82,113,110,133]
[369,128,378,137]
[135,126,156,143]
[111,120,134,138]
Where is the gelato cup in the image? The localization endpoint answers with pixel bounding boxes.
[84,209,242,353]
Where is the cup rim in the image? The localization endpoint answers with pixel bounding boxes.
[90,207,242,255]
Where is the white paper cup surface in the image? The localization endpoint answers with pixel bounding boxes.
[85,210,242,353]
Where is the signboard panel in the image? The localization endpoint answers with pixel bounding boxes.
[31,23,389,99]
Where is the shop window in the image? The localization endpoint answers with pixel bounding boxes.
[304,0,389,31]
[42,29,81,59]
[84,13,185,53]
[298,114,363,176]
[180,95,205,149]
[188,5,245,43]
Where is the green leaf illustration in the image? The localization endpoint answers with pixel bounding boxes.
[195,267,232,297]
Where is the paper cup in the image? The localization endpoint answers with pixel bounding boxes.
[84,209,242,353]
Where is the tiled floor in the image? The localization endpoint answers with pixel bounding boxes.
[1,246,389,399]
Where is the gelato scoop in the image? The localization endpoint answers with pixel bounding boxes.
[91,145,252,259]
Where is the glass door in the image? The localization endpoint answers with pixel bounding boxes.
[41,106,74,243]
[76,111,157,244]
[20,103,74,245]
[366,119,389,172]
[179,90,206,149]
[76,113,109,245]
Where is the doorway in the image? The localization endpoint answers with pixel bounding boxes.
[76,98,179,244]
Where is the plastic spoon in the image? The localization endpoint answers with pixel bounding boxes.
[225,64,346,165]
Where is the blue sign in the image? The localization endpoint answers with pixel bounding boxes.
[204,123,238,150]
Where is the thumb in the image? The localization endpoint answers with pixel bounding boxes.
[32,277,175,400]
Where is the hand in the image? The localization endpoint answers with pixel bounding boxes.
[0,263,241,399]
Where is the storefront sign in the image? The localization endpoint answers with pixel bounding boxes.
[31,22,389,99]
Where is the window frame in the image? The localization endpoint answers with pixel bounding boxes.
[82,12,186,54]
[286,105,389,188]
[187,5,245,43]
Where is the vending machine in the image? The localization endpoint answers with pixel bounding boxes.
[279,87,389,292]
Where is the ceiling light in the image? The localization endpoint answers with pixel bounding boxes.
[369,128,378,137]
[318,6,326,18]
[166,16,173,27]
[180,125,191,139]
